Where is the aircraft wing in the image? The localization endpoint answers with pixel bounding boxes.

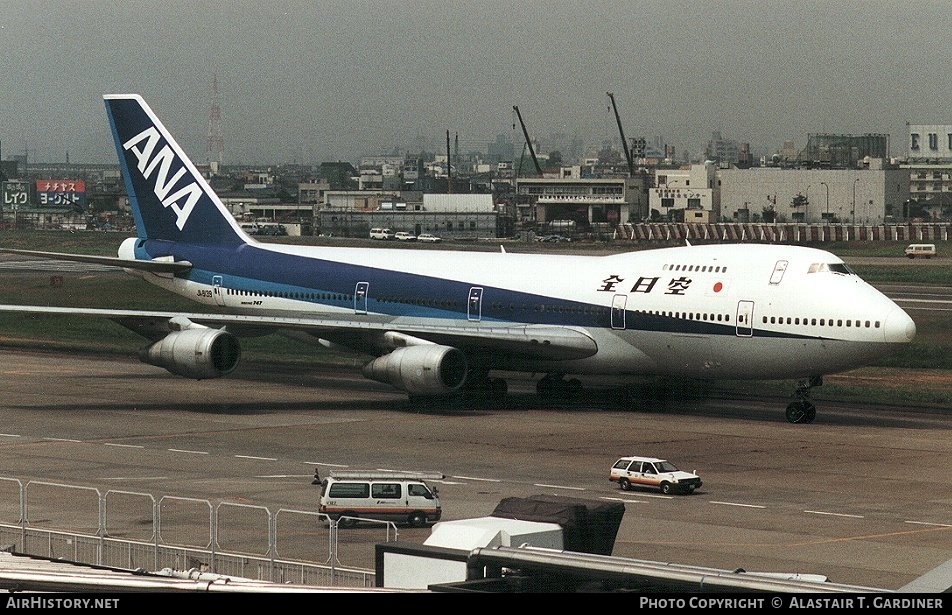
[0,305,598,361]
[0,248,192,274]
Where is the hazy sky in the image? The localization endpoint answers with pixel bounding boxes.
[1,1,947,166]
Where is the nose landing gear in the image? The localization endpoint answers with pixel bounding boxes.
[786,376,822,423]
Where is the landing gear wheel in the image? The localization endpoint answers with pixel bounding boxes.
[461,372,508,406]
[785,402,805,424]
[490,377,508,397]
[785,400,816,424]
[537,374,556,399]
[536,374,583,400]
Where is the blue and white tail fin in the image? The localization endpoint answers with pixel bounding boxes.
[104,94,248,247]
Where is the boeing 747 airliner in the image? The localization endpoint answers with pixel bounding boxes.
[0,95,917,423]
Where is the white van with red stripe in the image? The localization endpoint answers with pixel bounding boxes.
[318,472,443,527]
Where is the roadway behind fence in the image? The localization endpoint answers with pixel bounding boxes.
[0,477,383,589]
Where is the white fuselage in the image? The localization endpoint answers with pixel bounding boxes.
[128,240,916,382]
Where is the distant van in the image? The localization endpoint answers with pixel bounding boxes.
[369,227,395,240]
[317,472,443,527]
[904,243,936,259]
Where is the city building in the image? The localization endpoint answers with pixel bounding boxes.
[904,124,952,220]
[513,172,646,234]
[316,191,502,239]
[648,163,719,223]
[717,158,908,225]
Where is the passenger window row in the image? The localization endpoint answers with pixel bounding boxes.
[640,310,732,323]
[763,315,880,328]
[663,263,728,273]
[227,288,351,302]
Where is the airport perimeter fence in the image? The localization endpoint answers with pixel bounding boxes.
[0,477,384,589]
[616,221,952,243]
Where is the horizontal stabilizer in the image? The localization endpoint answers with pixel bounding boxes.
[0,248,192,274]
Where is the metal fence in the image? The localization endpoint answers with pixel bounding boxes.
[0,477,383,589]
[616,222,952,243]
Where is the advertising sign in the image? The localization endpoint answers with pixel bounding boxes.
[2,181,29,209]
[36,180,86,209]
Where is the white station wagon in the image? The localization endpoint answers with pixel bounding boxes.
[609,456,702,494]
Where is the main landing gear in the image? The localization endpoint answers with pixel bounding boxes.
[536,373,583,400]
[785,375,822,424]
[461,370,508,403]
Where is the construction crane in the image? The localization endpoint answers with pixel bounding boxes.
[512,106,543,176]
[607,92,634,176]
[446,130,453,193]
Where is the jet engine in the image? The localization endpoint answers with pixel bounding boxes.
[139,328,241,380]
[361,344,467,396]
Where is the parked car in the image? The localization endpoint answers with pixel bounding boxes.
[256,224,287,236]
[609,456,701,494]
[394,231,417,241]
[417,233,442,243]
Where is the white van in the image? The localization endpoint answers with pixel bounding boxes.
[369,227,395,240]
[317,472,443,527]
[904,243,936,259]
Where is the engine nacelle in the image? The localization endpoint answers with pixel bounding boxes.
[361,345,467,396]
[139,328,241,380]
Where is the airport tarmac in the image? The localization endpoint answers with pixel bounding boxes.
[0,348,949,591]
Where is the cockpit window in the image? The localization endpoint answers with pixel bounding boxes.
[807,262,854,275]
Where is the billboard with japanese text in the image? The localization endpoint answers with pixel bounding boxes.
[35,180,86,209]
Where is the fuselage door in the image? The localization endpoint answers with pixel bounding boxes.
[611,294,627,330]
[212,275,225,307]
[736,300,754,337]
[468,287,483,321]
[769,260,789,285]
[354,281,369,315]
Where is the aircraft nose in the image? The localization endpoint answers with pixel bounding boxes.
[883,307,916,343]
